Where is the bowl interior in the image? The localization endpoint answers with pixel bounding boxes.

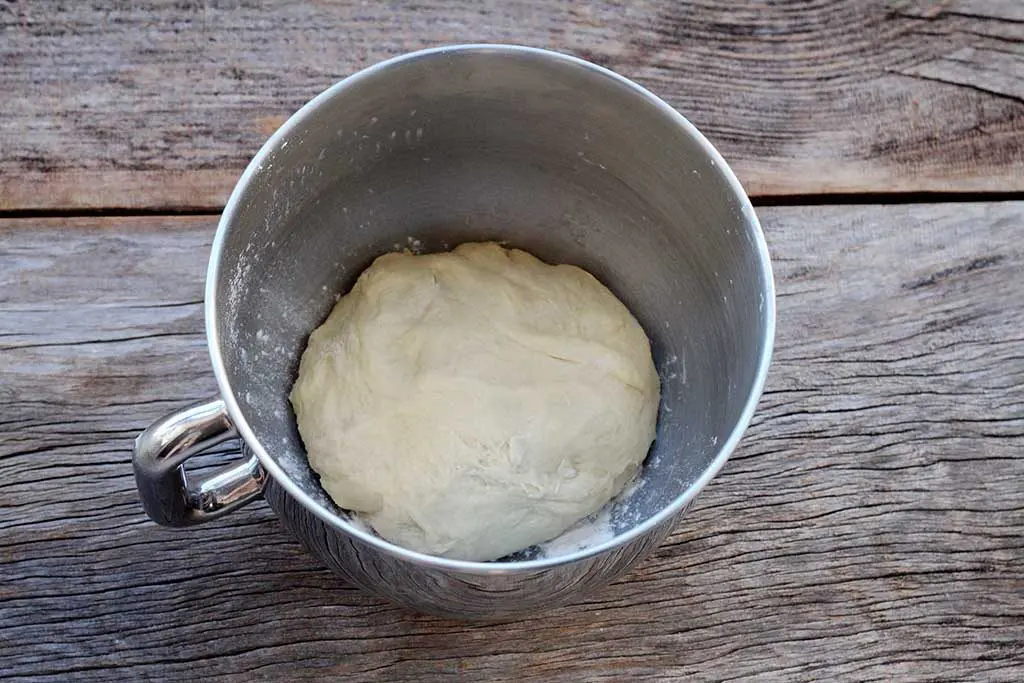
[211,47,772,562]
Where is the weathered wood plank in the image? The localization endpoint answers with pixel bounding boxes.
[1,204,1021,680]
[1,1,1022,211]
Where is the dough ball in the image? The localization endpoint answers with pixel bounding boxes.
[290,242,660,561]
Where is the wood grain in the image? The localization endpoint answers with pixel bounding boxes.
[2,204,1022,681]
[1,0,1022,211]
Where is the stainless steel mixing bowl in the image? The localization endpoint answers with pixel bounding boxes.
[133,45,775,619]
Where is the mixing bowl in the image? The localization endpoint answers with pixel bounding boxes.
[133,44,775,619]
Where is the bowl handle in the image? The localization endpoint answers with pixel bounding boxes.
[133,398,266,526]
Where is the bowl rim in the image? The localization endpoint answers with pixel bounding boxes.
[205,43,777,574]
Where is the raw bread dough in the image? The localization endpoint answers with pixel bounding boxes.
[290,242,660,561]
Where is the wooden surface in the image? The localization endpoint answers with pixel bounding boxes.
[2,0,1024,210]
[2,204,1022,681]
[2,1,1023,680]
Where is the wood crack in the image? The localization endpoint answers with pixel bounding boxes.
[890,68,1024,105]
[1,330,201,351]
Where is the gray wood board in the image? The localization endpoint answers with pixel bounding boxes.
[1,0,1022,211]
[1,203,1022,680]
